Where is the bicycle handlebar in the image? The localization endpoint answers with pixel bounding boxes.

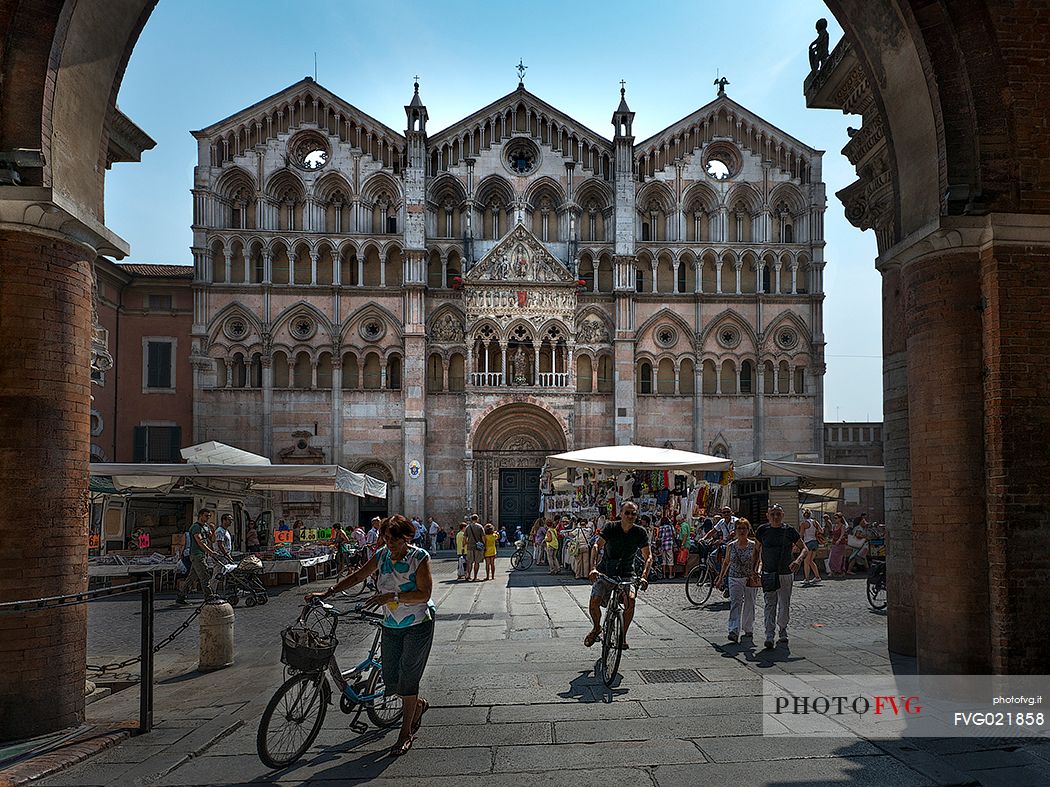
[593,571,644,588]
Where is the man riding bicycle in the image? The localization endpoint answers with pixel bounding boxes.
[585,501,652,650]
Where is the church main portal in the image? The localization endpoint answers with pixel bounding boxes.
[498,468,541,533]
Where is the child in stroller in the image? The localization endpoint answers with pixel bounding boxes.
[217,555,268,607]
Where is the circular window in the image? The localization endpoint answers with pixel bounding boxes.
[290,133,331,171]
[776,328,799,350]
[224,317,248,341]
[359,319,385,342]
[290,316,315,340]
[90,409,103,437]
[717,325,741,349]
[702,142,742,181]
[706,159,731,180]
[503,138,540,176]
[655,325,678,349]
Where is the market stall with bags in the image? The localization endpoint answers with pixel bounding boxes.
[543,444,735,574]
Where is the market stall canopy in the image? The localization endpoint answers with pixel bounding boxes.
[89,463,387,498]
[180,441,271,466]
[734,460,884,488]
[546,444,733,472]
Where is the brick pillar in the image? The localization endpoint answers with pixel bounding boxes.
[904,248,990,673]
[980,236,1050,673]
[0,230,92,739]
[881,263,915,656]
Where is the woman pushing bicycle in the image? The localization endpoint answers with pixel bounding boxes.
[585,501,652,650]
[307,515,435,757]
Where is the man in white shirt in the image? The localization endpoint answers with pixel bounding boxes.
[366,516,381,556]
[427,516,440,551]
[210,513,236,594]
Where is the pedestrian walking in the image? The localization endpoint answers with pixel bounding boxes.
[828,513,848,576]
[532,518,547,566]
[455,522,467,579]
[657,517,676,579]
[331,522,351,575]
[427,516,440,552]
[209,513,236,594]
[755,504,805,649]
[545,522,562,574]
[571,519,594,579]
[483,523,498,580]
[245,520,261,553]
[465,516,485,581]
[309,515,435,757]
[798,509,823,585]
[177,509,220,604]
[716,518,760,642]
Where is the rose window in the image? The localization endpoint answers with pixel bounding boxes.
[291,317,314,340]
[655,325,677,348]
[776,329,799,350]
[717,326,740,349]
[225,318,247,340]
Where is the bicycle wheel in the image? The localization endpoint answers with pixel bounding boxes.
[600,606,624,687]
[867,565,887,610]
[509,551,521,570]
[364,668,404,728]
[257,671,330,769]
[684,564,708,605]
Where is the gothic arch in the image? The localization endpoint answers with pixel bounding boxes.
[314,171,354,202]
[475,174,514,207]
[522,176,565,209]
[426,172,468,207]
[635,307,697,350]
[206,303,264,343]
[270,301,335,339]
[360,171,402,207]
[636,180,676,213]
[574,178,614,211]
[683,181,719,213]
[264,168,306,200]
[341,302,404,344]
[214,166,257,199]
[769,182,807,214]
[698,308,759,349]
[724,182,762,213]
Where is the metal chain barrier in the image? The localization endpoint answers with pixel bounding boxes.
[87,600,206,675]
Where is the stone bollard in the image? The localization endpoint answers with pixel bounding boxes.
[198,600,235,672]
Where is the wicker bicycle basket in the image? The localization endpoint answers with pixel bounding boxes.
[280,626,338,672]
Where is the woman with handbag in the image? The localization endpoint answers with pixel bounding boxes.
[828,513,848,576]
[716,517,760,642]
[798,509,823,586]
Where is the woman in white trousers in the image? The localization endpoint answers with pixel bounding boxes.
[717,518,760,642]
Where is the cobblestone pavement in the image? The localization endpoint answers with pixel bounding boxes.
[40,555,1050,786]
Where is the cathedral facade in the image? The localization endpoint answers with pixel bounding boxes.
[189,76,827,529]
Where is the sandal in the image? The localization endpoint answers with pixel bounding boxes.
[583,628,601,648]
[411,698,430,734]
[390,737,413,757]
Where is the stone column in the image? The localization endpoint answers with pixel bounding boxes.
[0,229,93,739]
[734,263,742,295]
[900,241,988,673]
[881,263,915,658]
[754,362,765,460]
[692,357,703,452]
[261,355,273,459]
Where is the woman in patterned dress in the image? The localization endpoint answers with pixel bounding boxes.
[310,515,435,757]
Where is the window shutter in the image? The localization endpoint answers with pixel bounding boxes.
[147,342,173,389]
[169,426,182,461]
[133,426,147,461]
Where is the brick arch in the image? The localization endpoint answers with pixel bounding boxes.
[471,403,566,454]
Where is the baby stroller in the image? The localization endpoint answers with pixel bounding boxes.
[220,555,268,607]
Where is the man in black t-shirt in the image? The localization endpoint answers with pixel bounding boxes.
[755,504,805,650]
[584,501,652,649]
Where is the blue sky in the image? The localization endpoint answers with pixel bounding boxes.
[107,0,882,423]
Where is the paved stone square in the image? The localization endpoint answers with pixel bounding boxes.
[39,555,1050,785]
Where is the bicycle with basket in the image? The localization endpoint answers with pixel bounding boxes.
[256,596,403,769]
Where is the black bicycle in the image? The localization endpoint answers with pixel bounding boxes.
[594,572,643,687]
[256,599,402,769]
[510,539,534,571]
[866,536,887,610]
[684,543,724,606]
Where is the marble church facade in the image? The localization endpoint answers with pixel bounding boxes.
[188,75,827,529]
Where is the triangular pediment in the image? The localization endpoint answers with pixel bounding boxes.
[634,95,819,160]
[192,77,405,149]
[429,87,612,152]
[466,225,575,284]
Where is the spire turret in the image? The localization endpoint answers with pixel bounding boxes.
[405,76,428,134]
[612,80,634,139]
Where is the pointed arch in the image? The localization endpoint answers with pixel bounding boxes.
[360,171,403,207]
[683,180,718,213]
[426,172,468,207]
[341,302,404,344]
[522,176,565,209]
[698,308,760,349]
[574,178,613,211]
[270,301,335,339]
[264,168,306,200]
[475,174,514,208]
[761,311,812,354]
[206,302,264,344]
[636,180,675,213]
[314,171,354,203]
[725,182,762,213]
[636,307,697,350]
[214,166,257,199]
[769,182,807,214]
